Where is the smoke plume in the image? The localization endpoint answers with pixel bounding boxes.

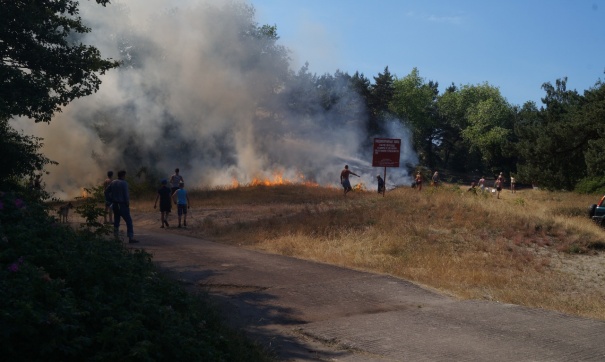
[15,0,416,198]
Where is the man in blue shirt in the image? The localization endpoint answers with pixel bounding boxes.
[172,181,191,228]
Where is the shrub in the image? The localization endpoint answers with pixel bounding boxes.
[575,175,605,194]
[0,191,270,361]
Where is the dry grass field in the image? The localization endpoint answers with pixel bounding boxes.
[131,183,605,320]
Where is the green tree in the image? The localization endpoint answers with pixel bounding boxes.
[437,82,514,173]
[515,78,587,190]
[367,66,395,134]
[350,71,372,122]
[390,68,440,168]
[0,0,119,123]
[282,63,321,116]
[578,81,605,179]
[462,96,514,169]
[0,0,119,186]
[0,119,57,189]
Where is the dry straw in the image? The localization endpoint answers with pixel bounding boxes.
[135,183,605,320]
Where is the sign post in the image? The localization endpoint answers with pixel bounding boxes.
[372,138,401,197]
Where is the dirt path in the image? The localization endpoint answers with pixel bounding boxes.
[134,224,605,361]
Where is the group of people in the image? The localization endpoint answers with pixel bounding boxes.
[413,171,440,191]
[470,172,516,198]
[412,170,516,198]
[339,164,385,195]
[153,168,190,229]
[105,164,517,242]
[103,167,191,244]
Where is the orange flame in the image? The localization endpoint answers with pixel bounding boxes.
[232,171,321,188]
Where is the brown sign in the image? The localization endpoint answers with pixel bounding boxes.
[372,138,401,167]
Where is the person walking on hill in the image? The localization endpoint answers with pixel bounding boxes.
[510,176,516,193]
[495,178,503,199]
[478,176,486,193]
[154,179,172,228]
[340,165,360,195]
[415,172,423,191]
[431,171,440,187]
[108,170,138,243]
[172,181,190,228]
[169,168,184,194]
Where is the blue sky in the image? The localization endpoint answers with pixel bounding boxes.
[250,0,605,106]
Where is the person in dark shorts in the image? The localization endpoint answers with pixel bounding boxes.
[154,179,172,228]
[340,165,360,195]
[495,178,503,199]
[377,175,385,194]
[172,181,190,228]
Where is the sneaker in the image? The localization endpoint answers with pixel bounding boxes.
[128,239,139,244]
[165,221,170,227]
[178,224,181,228]
[160,225,164,228]
[183,221,187,227]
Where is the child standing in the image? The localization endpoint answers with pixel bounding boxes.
[172,181,190,228]
[153,179,172,228]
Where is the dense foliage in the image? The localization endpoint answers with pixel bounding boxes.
[254,59,605,190]
[0,191,271,361]
[0,0,118,123]
[280,68,605,191]
[0,0,119,185]
[0,118,57,189]
[1,2,272,360]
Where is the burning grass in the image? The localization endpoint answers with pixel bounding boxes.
[134,183,605,320]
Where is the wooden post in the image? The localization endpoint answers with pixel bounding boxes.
[383,167,386,197]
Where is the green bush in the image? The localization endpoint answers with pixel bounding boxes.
[574,175,605,194]
[0,191,272,361]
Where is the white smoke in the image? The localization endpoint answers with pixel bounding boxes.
[14,0,416,198]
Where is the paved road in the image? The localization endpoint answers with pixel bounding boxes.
[136,227,605,361]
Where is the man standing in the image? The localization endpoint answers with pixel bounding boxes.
[153,179,172,228]
[431,171,440,186]
[415,172,423,191]
[109,170,138,243]
[495,178,503,199]
[340,165,360,195]
[377,175,385,194]
[478,176,486,193]
[169,168,184,194]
